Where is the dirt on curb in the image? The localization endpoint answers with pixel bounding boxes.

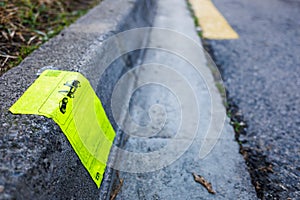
[203,40,276,199]
[0,0,101,76]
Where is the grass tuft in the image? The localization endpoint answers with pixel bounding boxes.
[0,0,101,75]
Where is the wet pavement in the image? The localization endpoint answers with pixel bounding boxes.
[205,0,300,199]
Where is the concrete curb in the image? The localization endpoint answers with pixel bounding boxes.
[0,0,156,199]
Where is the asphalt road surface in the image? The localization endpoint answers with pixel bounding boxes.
[205,0,300,199]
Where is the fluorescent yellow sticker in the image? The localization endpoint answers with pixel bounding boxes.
[9,70,116,188]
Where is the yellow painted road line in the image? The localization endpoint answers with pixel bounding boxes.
[189,0,239,39]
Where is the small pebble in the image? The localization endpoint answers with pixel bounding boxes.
[2,123,9,127]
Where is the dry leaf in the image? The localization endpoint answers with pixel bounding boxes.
[192,173,216,194]
[27,36,37,45]
[9,30,15,39]
[1,57,9,67]
[17,32,25,42]
[2,31,9,41]
[110,171,124,200]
